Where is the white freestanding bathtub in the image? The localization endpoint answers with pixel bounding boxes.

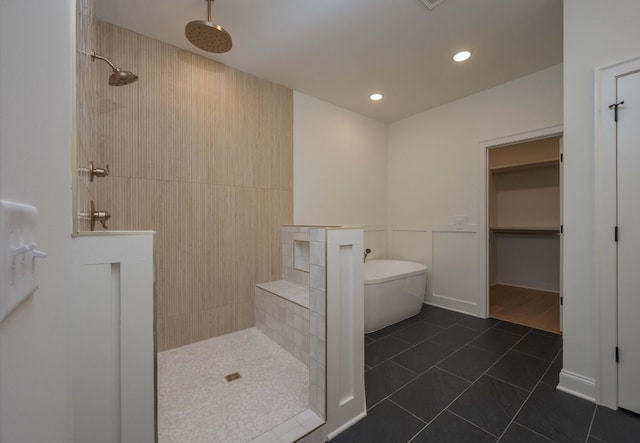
[364,259,428,333]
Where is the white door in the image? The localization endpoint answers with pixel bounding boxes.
[617,69,640,414]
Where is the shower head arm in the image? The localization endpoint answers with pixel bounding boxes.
[207,0,212,22]
[91,51,119,72]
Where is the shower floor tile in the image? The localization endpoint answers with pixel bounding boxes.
[158,327,309,443]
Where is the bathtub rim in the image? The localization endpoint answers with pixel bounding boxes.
[364,259,427,285]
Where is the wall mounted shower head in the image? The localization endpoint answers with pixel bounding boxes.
[90,51,138,86]
[185,0,232,53]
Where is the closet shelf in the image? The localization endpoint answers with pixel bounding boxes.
[490,159,559,174]
[490,226,560,235]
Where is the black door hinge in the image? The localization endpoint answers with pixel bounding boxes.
[615,226,619,242]
[616,346,620,363]
[560,296,563,306]
[560,153,563,163]
[560,225,563,234]
[609,101,625,122]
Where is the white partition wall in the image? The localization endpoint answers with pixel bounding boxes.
[71,232,155,443]
[325,228,366,439]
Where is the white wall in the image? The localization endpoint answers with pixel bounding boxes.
[387,64,563,314]
[293,92,388,258]
[562,0,640,401]
[494,235,560,292]
[0,1,74,442]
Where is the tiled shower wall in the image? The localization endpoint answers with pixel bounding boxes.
[93,22,293,351]
[76,0,97,232]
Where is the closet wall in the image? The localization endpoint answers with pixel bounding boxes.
[489,137,561,292]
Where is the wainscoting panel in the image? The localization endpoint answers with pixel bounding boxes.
[363,225,387,260]
[389,226,479,316]
[389,227,430,264]
[431,230,479,313]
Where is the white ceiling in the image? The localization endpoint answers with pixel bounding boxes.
[97,0,563,123]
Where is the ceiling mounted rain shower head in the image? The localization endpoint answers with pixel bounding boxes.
[185,0,232,53]
[90,51,138,86]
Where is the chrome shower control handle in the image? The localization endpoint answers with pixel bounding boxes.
[79,200,112,231]
[89,162,110,181]
[94,211,111,230]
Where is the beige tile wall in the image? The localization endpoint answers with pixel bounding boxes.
[308,228,327,420]
[282,227,311,287]
[76,0,98,232]
[93,22,293,351]
[255,287,310,367]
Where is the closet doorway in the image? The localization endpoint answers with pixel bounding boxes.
[487,136,562,334]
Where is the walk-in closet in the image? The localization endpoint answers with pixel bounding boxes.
[488,136,562,333]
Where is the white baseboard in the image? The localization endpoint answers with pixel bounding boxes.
[425,295,477,316]
[493,281,560,294]
[557,370,596,403]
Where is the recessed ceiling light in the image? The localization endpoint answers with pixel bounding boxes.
[453,50,472,62]
[370,93,383,101]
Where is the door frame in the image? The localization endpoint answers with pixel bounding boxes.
[594,55,640,409]
[477,125,564,320]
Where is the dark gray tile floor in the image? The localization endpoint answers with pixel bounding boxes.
[330,305,640,443]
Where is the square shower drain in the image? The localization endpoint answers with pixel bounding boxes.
[225,372,241,382]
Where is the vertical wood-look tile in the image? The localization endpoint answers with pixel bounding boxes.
[210,185,235,309]
[76,0,99,232]
[234,187,257,305]
[254,188,271,285]
[210,305,233,337]
[94,22,293,351]
[211,62,233,186]
[278,89,294,192]
[136,33,166,180]
[190,55,213,185]
[97,22,139,178]
[233,301,254,331]
[165,46,193,182]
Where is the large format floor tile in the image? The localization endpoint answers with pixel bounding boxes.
[515,382,595,442]
[487,350,550,391]
[493,321,532,336]
[500,423,554,442]
[436,345,501,382]
[469,328,523,354]
[390,367,469,423]
[429,324,482,349]
[392,321,443,344]
[458,316,500,332]
[541,352,562,386]
[410,411,495,443]
[331,304,640,443]
[329,400,425,443]
[590,406,640,443]
[448,375,528,436]
[391,339,454,374]
[513,331,563,361]
[365,336,413,368]
[364,361,417,409]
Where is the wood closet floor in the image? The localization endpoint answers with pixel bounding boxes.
[490,284,561,335]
